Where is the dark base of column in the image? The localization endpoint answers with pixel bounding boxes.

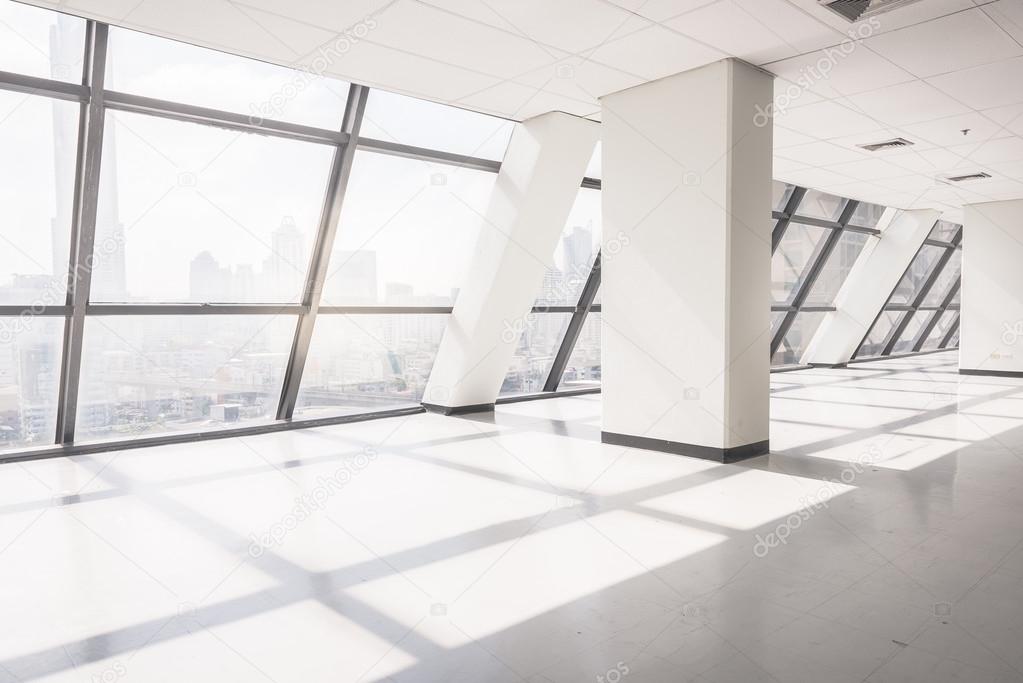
[808,362,847,369]
[422,402,496,416]
[959,368,1023,378]
[600,431,769,463]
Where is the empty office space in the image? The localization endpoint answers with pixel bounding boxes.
[2,0,1023,680]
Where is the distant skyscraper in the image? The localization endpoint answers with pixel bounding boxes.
[190,251,230,301]
[269,216,307,299]
[562,224,593,277]
[324,250,377,304]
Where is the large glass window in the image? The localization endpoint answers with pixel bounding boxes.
[921,310,958,351]
[859,311,903,358]
[0,2,84,82]
[106,27,350,129]
[501,313,572,396]
[922,250,961,307]
[76,315,294,442]
[795,189,846,222]
[803,231,869,306]
[321,151,496,306]
[534,188,600,306]
[772,312,826,366]
[1,92,79,304]
[772,223,828,305]
[93,111,335,303]
[889,245,945,305]
[361,89,513,160]
[0,318,63,453]
[295,314,446,417]
[561,312,601,390]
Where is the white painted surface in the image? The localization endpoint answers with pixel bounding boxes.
[961,198,1023,373]
[422,112,598,409]
[4,352,1023,681]
[803,207,938,366]
[19,0,1023,214]
[601,59,772,450]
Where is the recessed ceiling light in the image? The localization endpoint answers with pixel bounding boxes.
[857,137,915,152]
[818,0,929,22]
[942,172,992,183]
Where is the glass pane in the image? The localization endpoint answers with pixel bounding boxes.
[858,310,903,357]
[927,220,959,243]
[921,310,958,351]
[0,2,84,82]
[922,249,961,306]
[803,231,870,306]
[106,27,349,129]
[0,317,63,452]
[501,313,571,395]
[93,110,334,303]
[1,91,79,304]
[361,89,513,161]
[772,312,825,366]
[76,315,294,442]
[892,311,926,354]
[889,245,945,305]
[322,151,496,306]
[848,201,885,229]
[770,311,787,338]
[295,314,446,418]
[793,189,845,222]
[585,142,601,179]
[560,312,600,390]
[772,181,794,212]
[945,327,960,349]
[771,223,828,304]
[535,188,600,306]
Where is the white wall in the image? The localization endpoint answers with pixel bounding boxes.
[601,59,772,455]
[961,199,1023,373]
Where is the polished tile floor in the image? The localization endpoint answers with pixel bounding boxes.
[3,351,1023,682]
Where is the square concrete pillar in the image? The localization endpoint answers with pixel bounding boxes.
[600,59,773,462]
[961,199,1023,377]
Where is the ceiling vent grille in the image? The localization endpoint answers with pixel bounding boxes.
[819,0,929,22]
[944,172,991,183]
[857,137,914,152]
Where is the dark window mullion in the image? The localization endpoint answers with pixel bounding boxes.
[543,251,601,392]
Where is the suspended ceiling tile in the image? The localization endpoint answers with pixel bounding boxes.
[821,157,913,181]
[982,0,1023,47]
[417,0,639,55]
[229,0,396,34]
[948,135,1023,165]
[583,23,725,81]
[776,140,870,166]
[323,39,501,103]
[765,45,916,99]
[773,125,819,149]
[512,57,642,103]
[862,8,1022,78]
[844,80,971,126]
[927,56,1023,110]
[603,0,723,23]
[363,0,561,80]
[897,112,1016,148]
[774,100,883,139]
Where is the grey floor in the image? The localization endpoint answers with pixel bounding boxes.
[2,351,1022,682]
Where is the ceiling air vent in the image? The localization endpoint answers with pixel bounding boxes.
[857,137,914,152]
[944,172,991,183]
[819,0,929,22]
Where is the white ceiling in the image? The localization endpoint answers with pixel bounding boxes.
[28,0,1023,220]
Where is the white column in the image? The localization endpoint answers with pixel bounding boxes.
[802,208,938,366]
[422,112,599,413]
[600,59,773,462]
[961,199,1023,376]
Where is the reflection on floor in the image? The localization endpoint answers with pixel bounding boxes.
[2,350,1023,682]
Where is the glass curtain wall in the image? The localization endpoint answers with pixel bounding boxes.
[855,220,962,359]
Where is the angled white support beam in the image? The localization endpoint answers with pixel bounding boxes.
[960,199,1023,377]
[801,207,938,367]
[600,59,773,462]
[421,112,599,413]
